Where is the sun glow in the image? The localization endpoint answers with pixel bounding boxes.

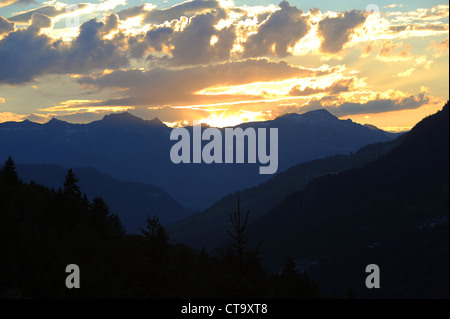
[198,110,268,128]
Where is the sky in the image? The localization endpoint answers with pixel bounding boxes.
[0,0,448,131]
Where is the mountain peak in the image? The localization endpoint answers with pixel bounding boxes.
[303,109,338,119]
[46,117,68,126]
[96,112,167,128]
[276,109,338,124]
[101,112,144,123]
[148,117,165,127]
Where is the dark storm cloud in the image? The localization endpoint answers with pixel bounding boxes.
[166,9,236,66]
[0,16,14,34]
[127,8,235,66]
[0,14,128,84]
[128,26,174,59]
[318,10,367,54]
[299,92,432,117]
[242,1,310,58]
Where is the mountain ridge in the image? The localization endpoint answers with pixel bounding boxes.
[0,108,400,210]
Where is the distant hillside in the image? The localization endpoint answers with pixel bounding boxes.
[245,102,449,298]
[167,136,404,249]
[16,164,193,233]
[0,109,398,210]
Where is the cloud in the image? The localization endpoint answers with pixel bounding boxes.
[8,4,89,24]
[298,90,438,117]
[0,16,14,35]
[396,55,433,77]
[389,23,449,34]
[361,43,375,57]
[377,40,411,61]
[0,111,55,123]
[165,9,236,66]
[384,4,403,9]
[317,10,367,54]
[0,15,129,84]
[116,0,221,24]
[38,99,134,113]
[125,1,312,63]
[29,12,52,30]
[0,0,35,8]
[427,36,449,58]
[289,78,356,96]
[0,19,64,84]
[127,25,174,59]
[0,97,5,103]
[384,5,449,38]
[75,58,334,108]
[242,1,310,58]
[103,12,119,34]
[0,112,25,122]
[403,5,448,21]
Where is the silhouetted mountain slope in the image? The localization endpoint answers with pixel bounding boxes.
[0,162,322,299]
[0,110,398,210]
[246,103,449,298]
[16,164,193,233]
[167,136,404,249]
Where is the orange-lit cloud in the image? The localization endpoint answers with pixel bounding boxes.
[38,100,134,113]
[289,77,357,96]
[397,55,433,77]
[428,36,449,58]
[0,111,28,122]
[377,40,412,61]
[76,58,337,108]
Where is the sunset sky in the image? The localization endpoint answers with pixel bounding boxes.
[0,0,448,131]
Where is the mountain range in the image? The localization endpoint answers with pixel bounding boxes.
[0,109,398,211]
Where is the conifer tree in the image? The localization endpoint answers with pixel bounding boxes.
[108,213,126,238]
[140,215,170,255]
[91,197,111,238]
[63,168,82,200]
[281,256,298,278]
[3,156,19,185]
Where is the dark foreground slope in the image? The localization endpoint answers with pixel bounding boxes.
[167,136,403,249]
[16,164,193,232]
[247,103,449,298]
[0,163,321,299]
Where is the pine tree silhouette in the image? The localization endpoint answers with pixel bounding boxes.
[281,256,298,277]
[3,156,19,185]
[140,215,170,255]
[90,197,111,238]
[228,195,249,273]
[108,213,126,238]
[218,195,265,298]
[63,169,82,200]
